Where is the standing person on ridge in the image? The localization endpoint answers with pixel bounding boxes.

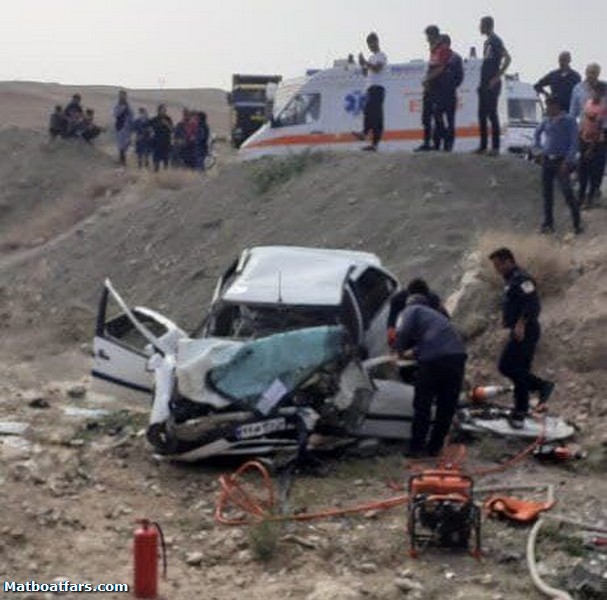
[434,34,464,152]
[569,63,603,121]
[474,16,511,156]
[133,107,153,169]
[577,82,607,208]
[352,32,388,151]
[114,90,134,166]
[149,104,174,172]
[415,25,450,152]
[534,96,582,235]
[534,51,581,113]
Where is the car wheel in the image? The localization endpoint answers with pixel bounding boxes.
[146,422,179,455]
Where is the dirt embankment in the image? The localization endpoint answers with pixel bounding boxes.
[0,133,605,600]
[1,143,580,344]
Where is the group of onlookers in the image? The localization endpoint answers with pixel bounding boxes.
[354,19,606,235]
[48,94,102,142]
[532,58,606,234]
[413,15,511,155]
[417,27,465,153]
[114,91,211,171]
[354,16,508,154]
[49,90,212,172]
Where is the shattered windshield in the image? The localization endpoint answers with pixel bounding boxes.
[207,302,341,339]
[207,326,345,406]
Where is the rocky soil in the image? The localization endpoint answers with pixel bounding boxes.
[0,130,605,599]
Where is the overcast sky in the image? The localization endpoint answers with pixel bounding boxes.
[1,0,605,90]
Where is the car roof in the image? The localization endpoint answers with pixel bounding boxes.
[221,246,383,306]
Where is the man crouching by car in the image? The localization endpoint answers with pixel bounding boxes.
[394,294,467,458]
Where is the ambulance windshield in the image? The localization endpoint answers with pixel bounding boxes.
[508,98,542,124]
[274,93,321,127]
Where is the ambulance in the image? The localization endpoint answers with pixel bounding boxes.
[239,58,540,159]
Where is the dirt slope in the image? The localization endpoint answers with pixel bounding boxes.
[0,129,120,251]
[1,147,578,338]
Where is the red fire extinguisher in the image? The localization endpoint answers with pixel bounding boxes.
[134,519,167,599]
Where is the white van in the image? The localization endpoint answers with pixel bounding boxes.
[240,58,539,158]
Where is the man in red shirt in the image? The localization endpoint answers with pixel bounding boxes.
[578,82,607,208]
[415,26,451,152]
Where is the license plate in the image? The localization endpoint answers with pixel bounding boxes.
[236,418,287,440]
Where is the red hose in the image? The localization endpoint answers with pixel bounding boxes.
[214,415,548,526]
[215,460,408,526]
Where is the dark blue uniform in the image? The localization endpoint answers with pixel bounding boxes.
[395,304,466,455]
[533,68,581,113]
[498,266,549,417]
[478,33,506,152]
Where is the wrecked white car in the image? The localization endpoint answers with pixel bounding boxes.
[92,247,419,461]
[93,279,416,461]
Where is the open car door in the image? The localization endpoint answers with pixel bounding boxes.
[349,266,397,358]
[92,279,187,394]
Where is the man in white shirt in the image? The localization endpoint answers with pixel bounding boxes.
[354,32,388,151]
[569,63,602,120]
[570,63,607,202]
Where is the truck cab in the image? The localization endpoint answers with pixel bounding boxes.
[228,74,282,148]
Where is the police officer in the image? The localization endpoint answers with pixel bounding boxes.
[394,294,467,457]
[489,248,555,428]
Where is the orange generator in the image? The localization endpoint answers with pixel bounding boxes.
[407,468,481,558]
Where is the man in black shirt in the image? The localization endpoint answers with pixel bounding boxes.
[475,16,511,156]
[489,248,554,429]
[150,104,174,172]
[534,52,581,112]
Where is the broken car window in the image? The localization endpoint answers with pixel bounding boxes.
[351,268,396,328]
[206,302,340,339]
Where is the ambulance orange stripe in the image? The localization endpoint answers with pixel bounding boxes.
[246,126,480,149]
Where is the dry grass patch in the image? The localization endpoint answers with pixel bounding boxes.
[249,151,326,194]
[248,519,282,562]
[84,169,141,199]
[476,231,573,296]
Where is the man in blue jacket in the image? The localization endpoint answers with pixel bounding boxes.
[534,96,582,234]
[394,294,466,457]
